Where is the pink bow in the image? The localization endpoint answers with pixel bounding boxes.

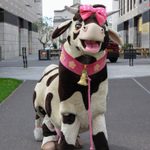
[80,5,107,26]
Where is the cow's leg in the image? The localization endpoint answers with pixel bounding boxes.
[41,115,57,150]
[34,114,43,141]
[93,114,109,150]
[59,113,80,150]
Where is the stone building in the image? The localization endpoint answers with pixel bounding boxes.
[113,0,150,49]
[112,0,120,32]
[0,0,42,60]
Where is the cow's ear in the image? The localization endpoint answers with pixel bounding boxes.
[108,29,123,46]
[52,20,72,39]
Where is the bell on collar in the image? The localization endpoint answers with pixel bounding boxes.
[77,65,88,86]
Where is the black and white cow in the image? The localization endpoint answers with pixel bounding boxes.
[33,4,122,150]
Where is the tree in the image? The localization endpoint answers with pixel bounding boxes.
[34,17,54,50]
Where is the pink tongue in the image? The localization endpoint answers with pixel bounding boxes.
[84,41,100,53]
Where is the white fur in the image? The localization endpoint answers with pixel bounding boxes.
[58,20,72,29]
[34,67,59,109]
[43,115,55,130]
[61,117,80,145]
[91,79,108,117]
[34,127,43,141]
[42,64,58,75]
[93,114,108,140]
[42,136,57,148]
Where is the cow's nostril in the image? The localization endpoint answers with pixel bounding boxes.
[101,28,104,32]
[83,26,88,31]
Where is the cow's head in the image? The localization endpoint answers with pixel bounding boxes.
[52,4,122,63]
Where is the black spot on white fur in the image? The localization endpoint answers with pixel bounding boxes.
[73,32,80,40]
[62,114,76,124]
[59,132,75,150]
[93,132,109,149]
[38,67,58,83]
[42,124,57,137]
[45,93,53,117]
[37,106,46,117]
[35,114,40,120]
[33,91,36,109]
[67,36,71,45]
[46,73,58,87]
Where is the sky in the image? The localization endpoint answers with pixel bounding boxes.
[42,0,112,18]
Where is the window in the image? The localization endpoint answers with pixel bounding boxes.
[133,0,136,7]
[0,8,4,22]
[119,0,121,15]
[130,0,132,10]
[123,0,125,14]
[127,0,129,12]
[134,0,136,4]
[120,0,123,16]
[19,18,24,28]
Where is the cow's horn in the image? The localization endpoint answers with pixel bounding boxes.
[107,10,120,16]
[65,6,78,14]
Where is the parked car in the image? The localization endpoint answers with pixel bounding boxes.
[106,40,120,63]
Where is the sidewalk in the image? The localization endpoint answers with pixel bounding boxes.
[0,54,150,80]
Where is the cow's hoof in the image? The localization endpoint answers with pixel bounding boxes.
[41,141,56,150]
[34,127,43,141]
[75,136,83,149]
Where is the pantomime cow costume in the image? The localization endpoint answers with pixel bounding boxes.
[33,4,122,150]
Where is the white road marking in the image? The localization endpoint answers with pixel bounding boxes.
[132,78,150,95]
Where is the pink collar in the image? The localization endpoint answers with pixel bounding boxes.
[60,47,107,76]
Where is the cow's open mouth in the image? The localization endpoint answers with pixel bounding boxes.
[81,40,102,53]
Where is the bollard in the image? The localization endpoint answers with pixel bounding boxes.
[22,47,28,68]
[129,49,134,66]
[128,44,136,66]
[0,46,1,61]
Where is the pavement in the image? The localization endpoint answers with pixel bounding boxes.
[0,54,150,80]
[0,54,150,150]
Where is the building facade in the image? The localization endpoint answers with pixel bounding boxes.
[0,0,42,60]
[111,0,119,32]
[115,0,150,49]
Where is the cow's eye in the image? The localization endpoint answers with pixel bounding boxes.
[102,25,106,31]
[101,28,104,32]
[75,22,82,30]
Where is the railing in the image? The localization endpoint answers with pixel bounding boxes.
[134,47,149,57]
[38,49,61,60]
[120,47,149,58]
[49,49,61,59]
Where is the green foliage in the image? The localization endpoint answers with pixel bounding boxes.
[122,43,133,50]
[33,17,52,30]
[0,78,22,103]
[32,23,38,32]
[53,43,57,49]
